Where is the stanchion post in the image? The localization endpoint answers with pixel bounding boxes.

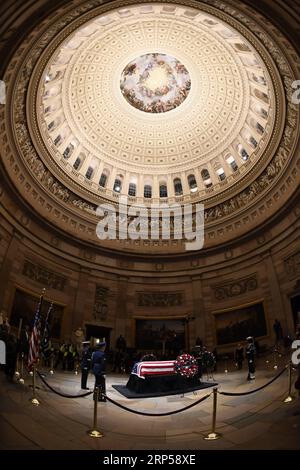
[30,364,40,406]
[49,356,54,375]
[273,346,278,370]
[284,361,293,403]
[204,387,222,440]
[15,318,23,378]
[19,352,25,384]
[15,354,20,378]
[87,387,103,438]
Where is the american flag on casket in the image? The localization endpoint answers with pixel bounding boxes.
[131,360,176,379]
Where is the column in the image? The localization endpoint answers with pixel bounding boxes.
[0,232,20,313]
[114,276,129,344]
[71,268,92,332]
[80,153,92,175]
[191,275,206,346]
[93,160,105,183]
[180,172,190,195]
[122,171,131,196]
[167,174,175,197]
[262,251,287,334]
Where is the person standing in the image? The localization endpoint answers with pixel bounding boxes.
[246,336,256,380]
[273,319,283,343]
[91,339,106,401]
[80,341,91,390]
[116,334,126,352]
[235,343,244,370]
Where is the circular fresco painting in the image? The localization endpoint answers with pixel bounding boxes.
[120,53,191,113]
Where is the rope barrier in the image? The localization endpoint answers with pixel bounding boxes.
[101,390,212,416]
[218,364,287,396]
[36,371,93,398]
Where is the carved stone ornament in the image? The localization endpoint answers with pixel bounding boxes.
[213,275,258,300]
[137,291,183,307]
[284,251,300,280]
[93,284,109,321]
[22,259,67,291]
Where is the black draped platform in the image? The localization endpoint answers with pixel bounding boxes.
[112,374,217,398]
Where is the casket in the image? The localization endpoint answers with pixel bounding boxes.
[131,360,176,378]
[126,360,199,393]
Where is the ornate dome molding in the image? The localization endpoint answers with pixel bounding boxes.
[1,0,299,254]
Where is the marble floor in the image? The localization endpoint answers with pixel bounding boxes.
[0,356,299,450]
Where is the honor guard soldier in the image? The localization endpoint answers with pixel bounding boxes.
[246,336,256,380]
[91,339,106,401]
[80,341,92,390]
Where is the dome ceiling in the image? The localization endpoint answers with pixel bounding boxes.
[37,3,275,202]
[2,0,298,255]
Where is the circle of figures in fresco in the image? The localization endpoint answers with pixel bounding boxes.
[120,53,191,113]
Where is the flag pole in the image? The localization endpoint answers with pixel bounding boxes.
[30,364,40,406]
[15,317,23,379]
[28,288,45,405]
[41,301,53,374]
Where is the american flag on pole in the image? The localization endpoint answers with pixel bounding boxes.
[41,303,53,353]
[28,293,44,370]
[131,360,176,379]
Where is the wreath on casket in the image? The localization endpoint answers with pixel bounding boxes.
[175,353,198,378]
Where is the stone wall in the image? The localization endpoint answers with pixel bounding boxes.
[0,190,299,353]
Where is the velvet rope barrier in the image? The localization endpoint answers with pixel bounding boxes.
[100,390,212,416]
[218,364,287,397]
[36,370,93,398]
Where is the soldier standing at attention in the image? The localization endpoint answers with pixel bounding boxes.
[80,341,91,390]
[246,336,256,381]
[92,339,106,401]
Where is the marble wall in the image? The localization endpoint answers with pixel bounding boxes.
[0,192,299,353]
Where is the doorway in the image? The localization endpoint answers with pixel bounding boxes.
[85,324,111,350]
[290,294,300,329]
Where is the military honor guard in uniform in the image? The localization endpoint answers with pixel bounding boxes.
[246,336,256,381]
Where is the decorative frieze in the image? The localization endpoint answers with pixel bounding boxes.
[213,275,258,300]
[93,284,109,321]
[284,251,300,280]
[137,291,183,307]
[22,260,67,291]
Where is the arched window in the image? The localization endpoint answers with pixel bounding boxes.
[99,172,108,188]
[234,43,251,52]
[159,183,168,198]
[225,155,238,172]
[63,143,74,159]
[128,182,136,197]
[144,185,152,198]
[201,169,212,187]
[73,157,81,170]
[85,166,94,180]
[248,136,257,148]
[249,118,264,135]
[174,178,183,195]
[113,177,122,193]
[251,102,268,119]
[54,135,62,146]
[238,144,250,160]
[254,89,269,103]
[251,73,266,85]
[256,122,264,134]
[216,167,226,181]
[188,174,197,191]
